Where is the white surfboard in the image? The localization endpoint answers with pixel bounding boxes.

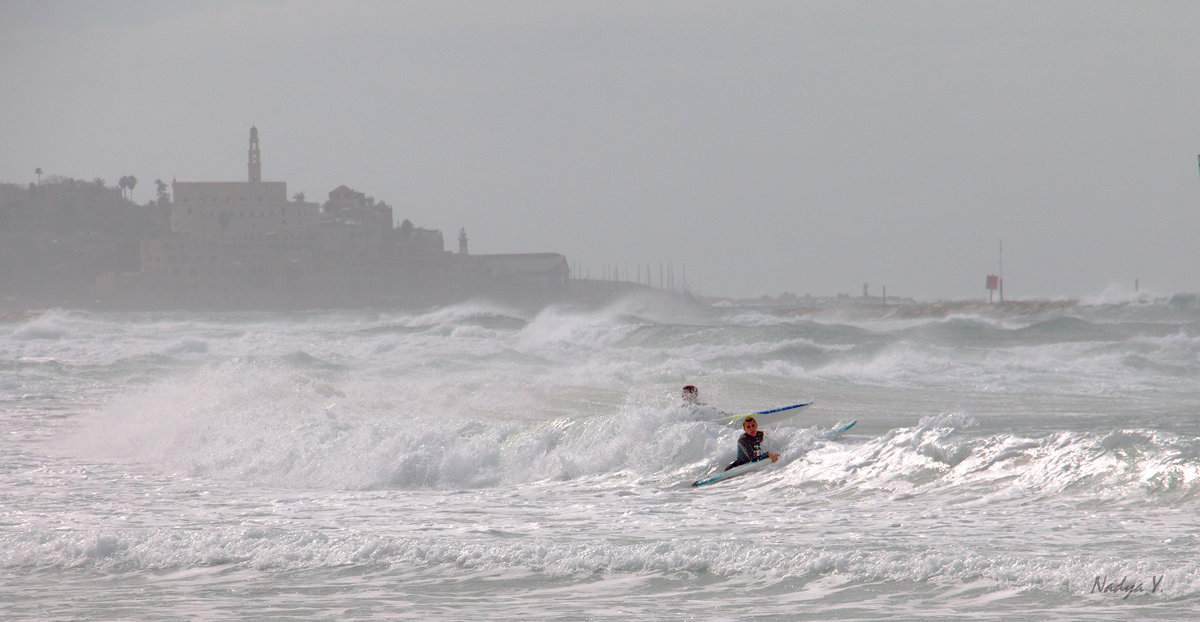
[691,456,771,487]
[690,420,856,488]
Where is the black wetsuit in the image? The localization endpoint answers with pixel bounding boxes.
[725,430,768,471]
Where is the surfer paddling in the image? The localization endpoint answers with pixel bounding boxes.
[725,416,779,471]
[680,385,779,470]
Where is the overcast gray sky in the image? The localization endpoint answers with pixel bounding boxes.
[2,1,1198,300]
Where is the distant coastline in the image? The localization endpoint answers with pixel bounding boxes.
[785,298,1079,319]
[0,291,1081,320]
[0,129,1099,317]
[701,293,1080,319]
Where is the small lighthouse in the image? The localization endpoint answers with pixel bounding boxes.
[458,228,469,255]
[248,126,262,182]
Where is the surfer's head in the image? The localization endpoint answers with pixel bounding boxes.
[742,417,758,433]
[682,385,698,403]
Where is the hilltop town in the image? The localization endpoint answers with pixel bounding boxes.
[0,128,580,312]
[1,128,1084,317]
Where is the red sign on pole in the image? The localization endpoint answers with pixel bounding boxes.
[986,275,999,290]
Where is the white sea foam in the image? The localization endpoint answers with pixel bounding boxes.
[5,297,1200,619]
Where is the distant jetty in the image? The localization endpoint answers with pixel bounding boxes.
[778,298,1078,319]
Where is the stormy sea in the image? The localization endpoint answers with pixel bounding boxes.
[3,292,1198,620]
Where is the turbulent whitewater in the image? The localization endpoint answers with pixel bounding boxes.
[3,294,1199,619]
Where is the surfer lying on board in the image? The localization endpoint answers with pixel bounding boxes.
[725,416,780,471]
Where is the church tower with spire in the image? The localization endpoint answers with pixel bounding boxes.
[248,126,262,182]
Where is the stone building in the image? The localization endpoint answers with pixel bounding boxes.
[128,127,568,309]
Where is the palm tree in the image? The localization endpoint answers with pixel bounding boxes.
[155,179,170,206]
[292,191,306,202]
[118,175,138,200]
[35,168,42,185]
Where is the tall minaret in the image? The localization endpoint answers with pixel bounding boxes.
[248,126,262,182]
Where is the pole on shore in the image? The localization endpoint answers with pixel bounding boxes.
[998,240,1004,303]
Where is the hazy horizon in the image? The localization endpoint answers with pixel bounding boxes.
[2,1,1198,301]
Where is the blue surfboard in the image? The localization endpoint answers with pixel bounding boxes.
[719,402,812,425]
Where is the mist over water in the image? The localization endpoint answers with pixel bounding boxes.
[3,294,1199,619]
